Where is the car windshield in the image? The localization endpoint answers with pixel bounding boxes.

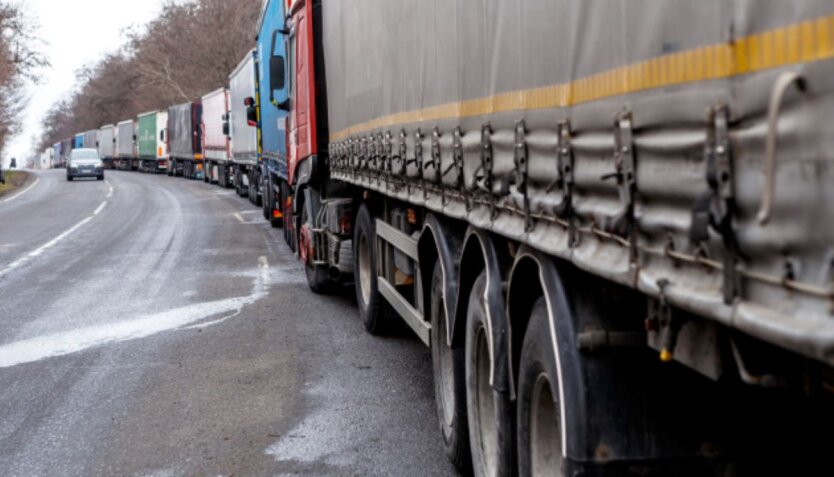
[71,150,99,160]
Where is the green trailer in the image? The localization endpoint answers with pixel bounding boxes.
[137,111,169,173]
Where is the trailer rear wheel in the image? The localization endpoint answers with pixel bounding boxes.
[354,204,390,335]
[430,262,471,472]
[517,298,563,477]
[466,272,515,477]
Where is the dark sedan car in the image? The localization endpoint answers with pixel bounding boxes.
[67,149,105,181]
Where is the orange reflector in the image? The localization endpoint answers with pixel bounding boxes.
[273,209,283,219]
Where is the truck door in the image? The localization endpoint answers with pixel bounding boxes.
[288,1,315,184]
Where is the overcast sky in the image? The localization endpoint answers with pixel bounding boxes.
[3,0,167,167]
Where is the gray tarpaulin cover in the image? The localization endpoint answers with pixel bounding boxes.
[83,130,98,149]
[323,0,834,365]
[168,102,197,159]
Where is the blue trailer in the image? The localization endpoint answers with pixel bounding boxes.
[256,0,289,228]
[73,134,84,149]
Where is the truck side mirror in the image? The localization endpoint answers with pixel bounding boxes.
[223,117,230,137]
[160,129,166,141]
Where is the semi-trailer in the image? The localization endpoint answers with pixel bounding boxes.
[60,138,72,169]
[116,119,137,171]
[98,124,116,169]
[267,1,834,474]
[201,88,232,187]
[51,143,62,169]
[137,111,169,173]
[83,130,98,150]
[256,0,288,228]
[229,50,260,204]
[167,102,203,179]
[38,148,52,170]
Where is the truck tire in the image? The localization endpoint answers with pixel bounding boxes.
[262,173,270,220]
[517,297,563,477]
[353,204,390,335]
[235,167,247,197]
[301,201,333,294]
[204,162,211,183]
[430,261,472,472]
[466,272,515,477]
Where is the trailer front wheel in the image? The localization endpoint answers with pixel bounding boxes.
[353,204,390,335]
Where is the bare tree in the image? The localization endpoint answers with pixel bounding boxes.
[0,1,47,156]
[36,0,261,151]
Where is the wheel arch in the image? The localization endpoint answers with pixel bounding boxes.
[418,214,462,344]
[507,246,588,460]
[451,228,512,394]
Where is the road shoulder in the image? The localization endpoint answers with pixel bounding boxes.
[0,170,33,199]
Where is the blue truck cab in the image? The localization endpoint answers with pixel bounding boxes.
[73,134,84,150]
[256,0,289,227]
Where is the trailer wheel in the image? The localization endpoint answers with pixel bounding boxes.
[466,272,515,477]
[204,162,210,183]
[430,261,471,472]
[235,167,247,197]
[353,204,390,334]
[301,201,333,294]
[517,297,564,477]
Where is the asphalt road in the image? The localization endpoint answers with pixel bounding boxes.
[0,170,456,477]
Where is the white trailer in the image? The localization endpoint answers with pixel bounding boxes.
[229,50,260,204]
[201,87,232,187]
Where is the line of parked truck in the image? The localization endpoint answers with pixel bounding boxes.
[43,0,834,475]
[43,46,278,219]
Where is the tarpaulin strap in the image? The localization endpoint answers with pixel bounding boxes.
[397,130,408,176]
[602,110,638,261]
[690,105,741,304]
[551,120,577,246]
[426,127,442,183]
[513,120,531,229]
[407,129,423,172]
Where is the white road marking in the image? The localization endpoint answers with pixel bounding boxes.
[0,257,280,368]
[0,199,108,278]
[93,201,107,216]
[0,177,40,204]
[106,182,114,198]
[234,212,246,224]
